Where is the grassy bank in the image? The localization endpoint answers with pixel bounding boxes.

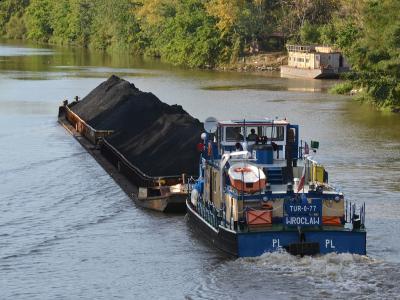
[330,81,400,113]
[216,52,287,72]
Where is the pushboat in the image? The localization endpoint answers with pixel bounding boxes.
[186,117,366,257]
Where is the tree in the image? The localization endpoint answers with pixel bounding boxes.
[151,0,221,67]
[25,0,53,42]
[0,0,29,35]
[329,0,400,109]
[90,0,141,51]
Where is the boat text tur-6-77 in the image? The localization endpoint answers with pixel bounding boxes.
[186,117,366,257]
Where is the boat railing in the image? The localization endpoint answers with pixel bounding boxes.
[195,197,222,230]
[62,104,114,144]
[186,177,196,195]
[100,138,184,187]
[345,200,366,229]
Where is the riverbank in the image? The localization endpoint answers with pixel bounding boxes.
[329,82,400,113]
[215,52,287,72]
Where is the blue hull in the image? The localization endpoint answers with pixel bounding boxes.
[187,200,366,257]
[237,229,366,257]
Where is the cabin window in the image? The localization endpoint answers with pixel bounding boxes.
[245,126,262,141]
[225,126,244,142]
[264,126,285,141]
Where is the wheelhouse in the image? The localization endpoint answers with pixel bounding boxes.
[215,119,298,164]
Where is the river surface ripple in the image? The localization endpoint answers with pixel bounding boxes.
[0,41,399,299]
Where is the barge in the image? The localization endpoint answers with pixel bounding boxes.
[187,117,366,256]
[58,102,188,213]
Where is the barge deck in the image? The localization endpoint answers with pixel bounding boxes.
[58,108,186,213]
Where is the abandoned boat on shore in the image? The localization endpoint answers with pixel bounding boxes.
[280,44,350,79]
[187,117,366,257]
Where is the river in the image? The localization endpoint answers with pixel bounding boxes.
[1,40,399,299]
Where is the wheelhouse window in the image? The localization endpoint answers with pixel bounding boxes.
[223,125,285,142]
[264,126,284,141]
[225,126,244,141]
[245,126,262,141]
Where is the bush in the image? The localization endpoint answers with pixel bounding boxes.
[329,81,353,94]
[5,15,26,39]
[300,21,320,44]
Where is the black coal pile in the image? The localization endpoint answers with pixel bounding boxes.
[71,75,203,177]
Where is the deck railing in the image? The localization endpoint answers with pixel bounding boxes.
[60,103,184,188]
[101,138,183,187]
[345,200,366,229]
[62,104,114,144]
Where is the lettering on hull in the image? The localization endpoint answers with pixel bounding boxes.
[325,239,336,249]
[284,199,322,227]
[284,216,321,226]
[272,238,281,249]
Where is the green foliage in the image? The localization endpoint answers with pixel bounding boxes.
[25,0,53,42]
[0,0,341,67]
[329,81,353,95]
[150,0,220,67]
[48,0,95,46]
[49,0,73,44]
[5,15,26,39]
[0,0,29,35]
[71,0,95,46]
[336,0,400,109]
[300,21,320,44]
[90,0,141,52]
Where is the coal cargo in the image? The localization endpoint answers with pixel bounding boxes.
[71,75,203,177]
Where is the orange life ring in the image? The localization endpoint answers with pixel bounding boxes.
[234,167,252,173]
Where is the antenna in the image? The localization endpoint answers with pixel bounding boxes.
[204,116,218,133]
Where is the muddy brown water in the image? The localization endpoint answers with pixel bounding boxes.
[1,40,400,299]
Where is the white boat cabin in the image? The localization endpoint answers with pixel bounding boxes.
[211,119,297,167]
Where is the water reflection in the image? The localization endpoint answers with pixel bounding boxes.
[0,45,53,57]
[201,77,337,93]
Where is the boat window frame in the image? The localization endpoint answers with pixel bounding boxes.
[225,126,244,142]
[261,125,285,141]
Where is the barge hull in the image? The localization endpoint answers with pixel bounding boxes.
[186,200,237,256]
[138,193,187,213]
[280,66,339,79]
[237,230,366,257]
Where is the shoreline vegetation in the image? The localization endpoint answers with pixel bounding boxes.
[1,0,399,112]
[216,52,287,72]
